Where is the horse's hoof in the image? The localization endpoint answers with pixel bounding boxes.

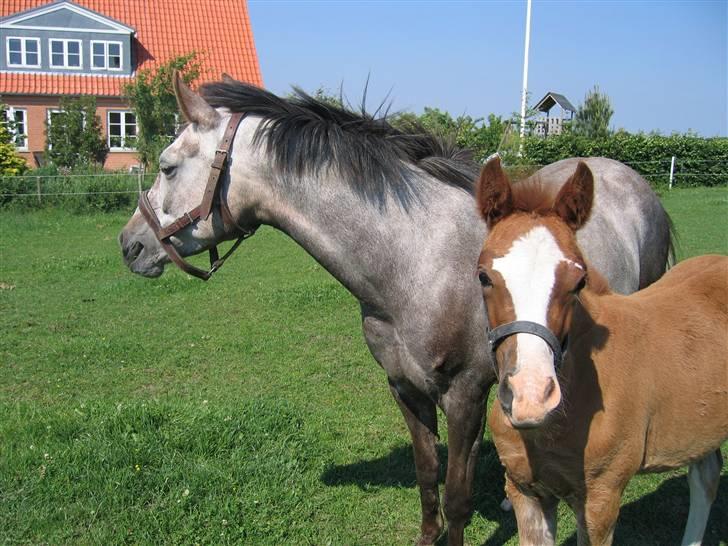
[500,497,513,511]
[416,529,443,546]
[415,521,444,546]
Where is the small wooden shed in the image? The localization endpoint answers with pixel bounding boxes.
[533,92,576,137]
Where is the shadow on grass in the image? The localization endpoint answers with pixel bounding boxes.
[321,441,727,545]
[561,474,728,546]
[321,440,516,544]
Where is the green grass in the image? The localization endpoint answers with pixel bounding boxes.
[657,186,728,259]
[1,187,726,545]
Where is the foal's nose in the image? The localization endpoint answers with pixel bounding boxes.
[499,371,561,428]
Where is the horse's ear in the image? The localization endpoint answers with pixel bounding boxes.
[173,71,220,131]
[476,154,513,227]
[221,72,237,84]
[553,161,594,230]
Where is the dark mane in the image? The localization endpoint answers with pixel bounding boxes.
[199,81,478,203]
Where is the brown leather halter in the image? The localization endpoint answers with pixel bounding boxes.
[138,112,256,281]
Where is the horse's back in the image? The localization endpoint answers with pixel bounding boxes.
[639,254,727,307]
[535,157,672,294]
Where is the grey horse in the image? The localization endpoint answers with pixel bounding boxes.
[119,75,673,546]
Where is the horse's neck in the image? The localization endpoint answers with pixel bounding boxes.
[260,172,482,312]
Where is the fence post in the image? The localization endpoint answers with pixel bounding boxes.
[137,165,143,195]
[36,176,41,204]
[669,156,676,190]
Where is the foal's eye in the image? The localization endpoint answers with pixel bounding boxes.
[478,271,492,287]
[574,276,587,293]
[160,165,177,178]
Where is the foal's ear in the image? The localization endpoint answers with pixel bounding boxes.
[173,71,221,131]
[553,161,594,230]
[476,155,513,227]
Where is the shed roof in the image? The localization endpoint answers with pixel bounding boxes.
[533,92,576,114]
[0,0,262,97]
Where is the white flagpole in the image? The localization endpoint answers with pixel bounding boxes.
[519,0,532,153]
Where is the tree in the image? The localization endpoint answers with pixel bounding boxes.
[573,85,614,139]
[45,96,108,168]
[122,52,202,170]
[392,108,508,162]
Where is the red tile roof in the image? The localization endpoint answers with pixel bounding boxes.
[0,0,263,97]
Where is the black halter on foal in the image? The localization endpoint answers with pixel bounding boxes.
[138,112,256,281]
[486,320,566,377]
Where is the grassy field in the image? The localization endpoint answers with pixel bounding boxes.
[1,186,726,545]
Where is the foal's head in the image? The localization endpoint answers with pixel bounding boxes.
[476,157,594,428]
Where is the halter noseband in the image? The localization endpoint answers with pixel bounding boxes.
[486,320,565,377]
[138,112,257,281]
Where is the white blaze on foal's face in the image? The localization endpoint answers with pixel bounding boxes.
[491,225,566,376]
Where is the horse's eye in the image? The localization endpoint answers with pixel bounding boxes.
[574,276,587,293]
[478,271,492,287]
[161,165,177,178]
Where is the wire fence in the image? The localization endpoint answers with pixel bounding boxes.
[0,156,726,211]
[0,171,157,212]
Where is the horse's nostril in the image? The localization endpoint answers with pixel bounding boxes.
[124,241,144,263]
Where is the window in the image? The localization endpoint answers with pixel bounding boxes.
[46,109,64,150]
[108,111,137,150]
[6,37,40,68]
[49,39,82,69]
[91,41,122,70]
[4,108,28,150]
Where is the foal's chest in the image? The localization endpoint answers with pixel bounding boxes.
[489,406,583,499]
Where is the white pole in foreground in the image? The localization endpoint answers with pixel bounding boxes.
[519,0,532,155]
[669,155,676,189]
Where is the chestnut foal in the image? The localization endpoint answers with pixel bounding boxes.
[475,157,727,545]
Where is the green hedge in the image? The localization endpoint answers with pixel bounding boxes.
[0,166,154,212]
[521,133,728,187]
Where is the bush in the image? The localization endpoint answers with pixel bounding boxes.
[521,132,728,187]
[0,112,28,178]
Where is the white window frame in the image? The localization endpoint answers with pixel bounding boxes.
[5,36,41,68]
[90,40,123,71]
[107,110,137,151]
[48,38,82,70]
[5,107,28,150]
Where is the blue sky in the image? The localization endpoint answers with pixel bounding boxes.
[248,1,727,137]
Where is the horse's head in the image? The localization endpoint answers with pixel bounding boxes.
[476,156,594,428]
[119,73,260,278]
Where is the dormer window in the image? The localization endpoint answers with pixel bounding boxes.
[6,37,41,68]
[49,39,82,69]
[91,41,122,71]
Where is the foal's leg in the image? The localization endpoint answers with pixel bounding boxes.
[505,476,558,546]
[575,486,623,546]
[389,384,443,546]
[681,449,723,546]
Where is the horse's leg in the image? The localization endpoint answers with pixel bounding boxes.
[681,449,723,546]
[441,390,487,546]
[388,384,443,546]
[505,475,558,546]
